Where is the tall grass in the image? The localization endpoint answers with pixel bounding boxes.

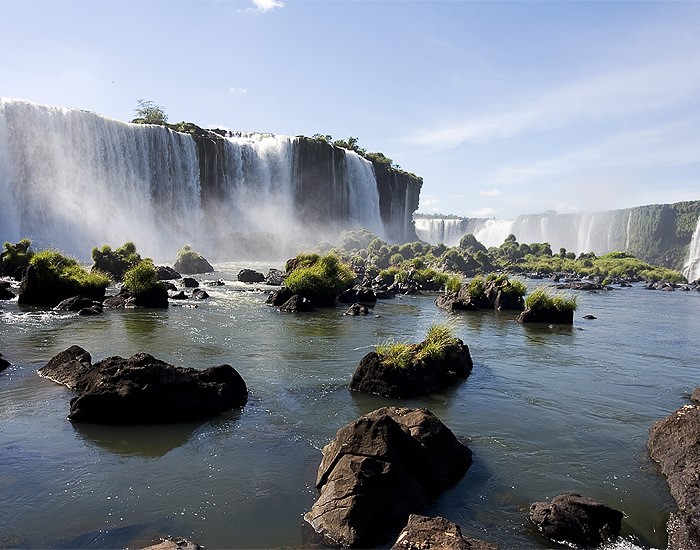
[376,323,459,368]
[525,287,577,312]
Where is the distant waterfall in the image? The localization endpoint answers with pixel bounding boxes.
[684,216,700,282]
[0,98,415,261]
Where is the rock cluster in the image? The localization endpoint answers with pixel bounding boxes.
[304,407,472,547]
[392,514,498,550]
[38,346,247,424]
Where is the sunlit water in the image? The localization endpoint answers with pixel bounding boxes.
[1,263,698,549]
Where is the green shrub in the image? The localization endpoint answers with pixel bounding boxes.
[376,323,459,368]
[445,274,463,293]
[375,339,415,369]
[467,275,486,299]
[123,260,162,296]
[91,241,142,281]
[1,238,33,277]
[284,253,355,306]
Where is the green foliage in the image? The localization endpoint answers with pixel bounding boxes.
[459,233,487,254]
[284,254,355,306]
[122,259,161,296]
[486,273,527,297]
[525,287,577,313]
[467,275,486,299]
[1,238,33,277]
[376,323,459,369]
[445,274,463,293]
[389,253,404,266]
[30,250,110,292]
[132,99,168,125]
[91,241,142,281]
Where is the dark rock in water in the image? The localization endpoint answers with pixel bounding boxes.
[264,268,285,286]
[191,288,209,300]
[155,265,181,281]
[648,391,700,550]
[54,295,101,312]
[0,353,11,373]
[555,282,610,291]
[62,352,247,424]
[266,287,295,307]
[517,307,574,325]
[344,303,369,316]
[0,286,14,300]
[350,340,472,399]
[435,292,479,312]
[305,407,472,548]
[338,285,377,306]
[78,306,103,316]
[181,277,199,288]
[206,279,225,287]
[168,290,189,300]
[19,264,107,308]
[392,514,498,550]
[280,295,314,312]
[529,492,623,547]
[583,314,597,320]
[237,269,265,283]
[38,345,93,389]
[0,280,10,289]
[104,287,169,309]
[139,537,201,550]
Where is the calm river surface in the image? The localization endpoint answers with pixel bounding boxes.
[1,262,698,549]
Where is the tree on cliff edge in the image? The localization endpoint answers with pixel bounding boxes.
[132,99,168,125]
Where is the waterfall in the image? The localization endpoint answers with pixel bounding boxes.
[344,150,383,236]
[684,216,700,282]
[0,98,201,259]
[0,98,419,261]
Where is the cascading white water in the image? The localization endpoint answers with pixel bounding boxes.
[0,98,201,260]
[683,216,700,282]
[414,218,469,247]
[344,150,383,236]
[216,133,298,234]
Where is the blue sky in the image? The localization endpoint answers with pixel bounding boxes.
[1,0,698,220]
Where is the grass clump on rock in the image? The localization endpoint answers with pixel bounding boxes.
[351,323,472,398]
[1,238,33,278]
[173,244,214,274]
[91,241,141,281]
[518,287,577,324]
[284,253,355,307]
[18,250,110,307]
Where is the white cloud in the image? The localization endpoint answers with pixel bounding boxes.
[470,207,497,218]
[479,189,501,197]
[229,87,248,95]
[405,54,700,148]
[251,0,284,12]
[420,195,441,209]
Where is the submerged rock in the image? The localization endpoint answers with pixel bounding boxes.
[305,407,472,548]
[648,390,700,550]
[529,492,623,547]
[139,537,201,550]
[0,286,15,300]
[39,347,247,424]
[392,514,498,550]
[344,302,369,316]
[517,307,574,324]
[155,265,181,281]
[181,277,199,288]
[54,295,102,312]
[103,287,168,309]
[279,295,314,312]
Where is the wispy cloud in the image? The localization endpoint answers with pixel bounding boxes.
[470,207,497,218]
[405,54,700,149]
[420,195,441,210]
[251,0,284,13]
[479,189,501,197]
[229,87,248,95]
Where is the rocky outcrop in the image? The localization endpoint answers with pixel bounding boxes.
[437,278,523,313]
[173,247,214,274]
[181,277,199,288]
[337,285,377,306]
[517,307,574,324]
[350,339,473,398]
[266,287,295,307]
[155,265,181,280]
[264,269,285,286]
[237,269,265,283]
[279,295,314,312]
[529,493,623,547]
[0,285,15,300]
[392,515,498,550]
[39,347,247,424]
[54,296,103,315]
[103,287,169,309]
[305,407,472,548]
[139,537,201,550]
[18,264,107,308]
[648,390,700,550]
[344,303,369,316]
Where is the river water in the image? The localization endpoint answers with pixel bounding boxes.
[1,263,698,549]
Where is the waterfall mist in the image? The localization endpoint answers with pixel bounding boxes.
[0,98,415,263]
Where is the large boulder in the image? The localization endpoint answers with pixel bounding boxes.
[0,286,15,300]
[392,514,498,550]
[0,353,11,373]
[264,268,286,286]
[337,285,377,306]
[529,493,623,547]
[304,407,472,547]
[54,295,102,312]
[350,340,473,398]
[266,287,294,307]
[648,391,700,550]
[173,246,214,274]
[103,286,169,309]
[517,307,574,324]
[237,269,265,283]
[39,347,247,424]
[279,295,314,312]
[18,263,107,308]
[155,265,181,281]
[38,345,93,389]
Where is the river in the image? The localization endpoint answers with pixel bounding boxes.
[1,263,697,549]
